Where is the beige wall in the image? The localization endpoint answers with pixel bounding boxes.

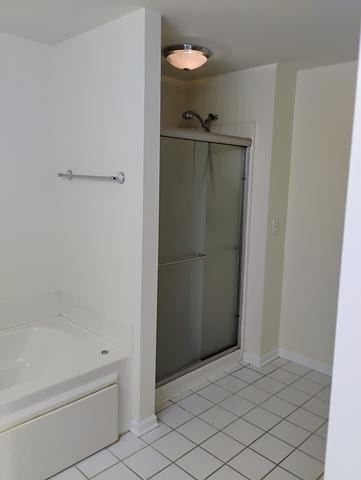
[279,61,357,370]
[261,64,298,356]
[161,76,190,128]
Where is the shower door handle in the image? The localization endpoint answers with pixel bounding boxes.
[159,254,206,267]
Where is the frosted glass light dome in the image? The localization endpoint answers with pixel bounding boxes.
[163,44,211,71]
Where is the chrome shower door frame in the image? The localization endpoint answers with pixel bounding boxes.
[157,129,252,386]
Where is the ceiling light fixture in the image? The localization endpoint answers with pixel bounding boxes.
[163,44,211,71]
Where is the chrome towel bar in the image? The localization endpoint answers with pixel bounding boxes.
[58,170,125,184]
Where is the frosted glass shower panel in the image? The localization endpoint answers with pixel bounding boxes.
[157,137,206,380]
[159,138,200,262]
[199,143,244,359]
[157,135,246,382]
[157,260,203,379]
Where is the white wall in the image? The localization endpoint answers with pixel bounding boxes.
[53,9,161,430]
[0,34,58,312]
[279,62,357,371]
[54,11,146,345]
[325,32,361,480]
[135,9,161,431]
[0,9,161,433]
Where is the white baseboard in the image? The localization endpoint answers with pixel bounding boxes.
[242,352,261,367]
[243,347,332,376]
[278,348,333,376]
[156,346,331,407]
[242,348,279,368]
[130,415,159,437]
[260,348,279,365]
[156,350,242,404]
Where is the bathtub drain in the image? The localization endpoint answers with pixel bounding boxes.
[100,349,109,355]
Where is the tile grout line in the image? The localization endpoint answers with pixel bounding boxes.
[160,360,328,479]
[153,360,328,479]
[51,359,328,480]
[234,361,329,479]
[83,359,329,480]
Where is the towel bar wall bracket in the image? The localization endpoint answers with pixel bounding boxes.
[58,170,125,184]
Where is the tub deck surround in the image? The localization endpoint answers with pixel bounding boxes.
[0,293,133,353]
[0,315,129,432]
[58,294,133,354]
[0,315,131,479]
[0,293,64,331]
[1,385,119,480]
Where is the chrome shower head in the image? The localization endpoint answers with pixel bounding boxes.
[182,111,195,120]
[182,110,218,132]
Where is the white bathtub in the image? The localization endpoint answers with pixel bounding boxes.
[0,315,130,480]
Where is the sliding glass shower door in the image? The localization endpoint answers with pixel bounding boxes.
[156,135,246,383]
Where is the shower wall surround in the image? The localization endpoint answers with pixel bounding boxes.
[0,8,161,435]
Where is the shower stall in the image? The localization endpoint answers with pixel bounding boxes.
[156,129,251,384]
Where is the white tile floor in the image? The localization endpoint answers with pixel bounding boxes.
[51,358,330,480]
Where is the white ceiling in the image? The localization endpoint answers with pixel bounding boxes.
[1,0,360,78]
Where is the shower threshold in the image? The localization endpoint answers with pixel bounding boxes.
[156,345,240,387]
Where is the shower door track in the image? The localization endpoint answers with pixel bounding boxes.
[156,130,251,388]
[156,345,241,387]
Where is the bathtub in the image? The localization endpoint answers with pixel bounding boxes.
[0,315,130,480]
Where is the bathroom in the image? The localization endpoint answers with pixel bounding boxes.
[0,2,360,480]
